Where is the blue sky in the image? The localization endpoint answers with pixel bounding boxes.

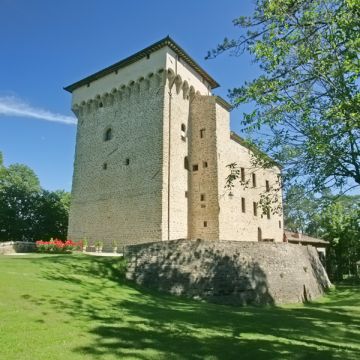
[0,0,259,191]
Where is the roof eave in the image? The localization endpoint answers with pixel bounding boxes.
[64,36,219,93]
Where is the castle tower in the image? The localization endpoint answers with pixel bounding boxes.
[65,37,283,249]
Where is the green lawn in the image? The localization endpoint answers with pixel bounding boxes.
[0,254,359,360]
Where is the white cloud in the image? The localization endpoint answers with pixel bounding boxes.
[0,95,77,125]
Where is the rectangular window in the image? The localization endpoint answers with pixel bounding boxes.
[241,197,246,213]
[204,221,207,227]
[279,220,282,228]
[200,128,206,138]
[192,164,198,171]
[267,208,271,219]
[125,158,130,166]
[252,173,257,187]
[241,168,245,182]
[266,180,270,192]
[203,161,208,168]
[200,194,205,201]
[253,202,258,216]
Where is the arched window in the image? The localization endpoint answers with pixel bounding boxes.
[104,128,112,141]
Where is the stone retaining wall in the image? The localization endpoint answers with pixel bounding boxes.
[125,239,331,305]
[0,241,36,255]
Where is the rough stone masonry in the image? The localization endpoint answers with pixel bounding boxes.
[125,240,331,305]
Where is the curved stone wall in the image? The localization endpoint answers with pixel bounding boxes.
[125,239,331,305]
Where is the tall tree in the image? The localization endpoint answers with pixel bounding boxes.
[208,0,360,194]
[0,154,70,242]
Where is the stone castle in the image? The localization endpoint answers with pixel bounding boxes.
[65,37,283,248]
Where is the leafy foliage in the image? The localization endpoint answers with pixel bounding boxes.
[0,151,70,241]
[209,0,360,193]
[284,185,360,279]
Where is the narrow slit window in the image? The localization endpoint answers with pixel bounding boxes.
[253,202,258,216]
[200,194,205,201]
[125,158,130,166]
[279,220,282,229]
[203,221,207,227]
[252,173,257,187]
[266,180,270,192]
[104,128,112,141]
[267,208,271,219]
[240,168,245,182]
[203,161,208,168]
[184,156,189,170]
[241,197,246,213]
[102,162,107,170]
[200,128,206,138]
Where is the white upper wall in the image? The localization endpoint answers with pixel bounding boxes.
[166,49,212,95]
[71,45,213,106]
[71,47,168,105]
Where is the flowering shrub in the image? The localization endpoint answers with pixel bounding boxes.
[36,239,82,253]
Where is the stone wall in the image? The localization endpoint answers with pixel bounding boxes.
[125,239,331,305]
[0,242,36,255]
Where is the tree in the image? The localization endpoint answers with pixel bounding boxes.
[0,162,41,241]
[0,153,70,242]
[208,0,360,194]
[283,185,360,280]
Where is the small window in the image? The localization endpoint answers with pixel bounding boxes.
[241,197,246,213]
[267,208,271,219]
[240,168,245,182]
[193,164,198,171]
[203,221,208,227]
[146,54,150,59]
[99,102,103,108]
[258,227,262,241]
[200,194,205,201]
[181,124,186,132]
[203,161,208,168]
[252,173,257,187]
[253,202,258,216]
[125,158,130,166]
[104,128,112,141]
[184,156,189,170]
[200,128,206,138]
[185,191,188,198]
[279,220,282,229]
[102,162,107,170]
[266,180,270,192]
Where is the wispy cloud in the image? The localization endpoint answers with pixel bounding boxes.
[0,95,77,125]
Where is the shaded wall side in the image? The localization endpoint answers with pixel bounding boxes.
[125,240,331,305]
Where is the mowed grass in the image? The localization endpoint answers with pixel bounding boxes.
[0,254,359,360]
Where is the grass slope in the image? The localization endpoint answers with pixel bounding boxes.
[0,254,359,360]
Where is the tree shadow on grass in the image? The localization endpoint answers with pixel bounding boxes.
[18,254,360,360]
